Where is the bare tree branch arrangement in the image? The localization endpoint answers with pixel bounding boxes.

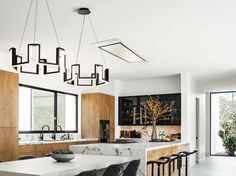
[140,96,175,120]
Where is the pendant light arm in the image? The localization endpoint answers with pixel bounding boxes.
[87,15,107,68]
[45,0,61,47]
[33,0,38,44]
[75,15,86,64]
[18,0,33,54]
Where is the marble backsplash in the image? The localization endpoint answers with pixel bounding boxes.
[19,133,81,142]
[119,125,181,140]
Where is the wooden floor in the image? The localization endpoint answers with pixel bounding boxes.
[189,156,236,176]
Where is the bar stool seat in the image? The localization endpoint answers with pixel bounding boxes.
[159,155,179,176]
[147,157,169,176]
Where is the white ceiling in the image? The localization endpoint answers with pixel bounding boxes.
[1,0,236,82]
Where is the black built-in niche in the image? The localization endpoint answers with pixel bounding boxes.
[118,93,181,125]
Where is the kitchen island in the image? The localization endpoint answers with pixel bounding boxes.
[70,141,189,176]
[0,154,130,176]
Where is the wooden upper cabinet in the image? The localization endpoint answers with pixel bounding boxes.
[0,70,19,128]
[0,70,19,161]
[81,93,115,142]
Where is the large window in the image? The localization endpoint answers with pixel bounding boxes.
[19,84,78,133]
[211,91,236,156]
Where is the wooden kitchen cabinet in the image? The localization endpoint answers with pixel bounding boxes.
[81,93,115,142]
[0,70,19,161]
[19,140,98,158]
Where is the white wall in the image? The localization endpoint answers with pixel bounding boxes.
[114,75,181,138]
[181,73,206,164]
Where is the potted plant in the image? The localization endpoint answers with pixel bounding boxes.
[219,115,236,156]
[141,96,175,142]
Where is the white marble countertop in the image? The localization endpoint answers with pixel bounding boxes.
[0,154,130,176]
[70,140,188,150]
[19,138,98,145]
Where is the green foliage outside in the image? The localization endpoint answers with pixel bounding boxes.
[218,95,236,156]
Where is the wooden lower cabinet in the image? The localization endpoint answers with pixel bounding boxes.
[0,128,19,161]
[146,144,189,176]
[19,141,97,158]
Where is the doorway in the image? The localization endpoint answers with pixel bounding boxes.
[210,91,236,156]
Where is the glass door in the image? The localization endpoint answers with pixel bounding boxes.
[211,92,236,156]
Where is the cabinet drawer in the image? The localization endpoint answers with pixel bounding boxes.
[19,145,36,154]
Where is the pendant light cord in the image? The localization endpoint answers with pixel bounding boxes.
[18,0,33,54]
[18,0,61,54]
[88,15,107,68]
[45,0,61,47]
[75,15,85,64]
[33,0,38,43]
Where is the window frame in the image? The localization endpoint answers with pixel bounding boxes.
[19,84,78,134]
[210,90,236,156]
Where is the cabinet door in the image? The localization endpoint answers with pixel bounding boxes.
[99,94,115,142]
[0,70,18,128]
[81,94,100,139]
[0,128,18,161]
[108,95,115,142]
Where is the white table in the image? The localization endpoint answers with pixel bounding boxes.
[0,154,130,176]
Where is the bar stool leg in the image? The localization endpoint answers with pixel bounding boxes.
[177,157,182,176]
[162,164,165,176]
[185,156,188,176]
[157,164,161,176]
[168,162,171,176]
[173,160,175,172]
[151,163,154,176]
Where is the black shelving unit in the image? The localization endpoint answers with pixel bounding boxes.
[118,93,181,126]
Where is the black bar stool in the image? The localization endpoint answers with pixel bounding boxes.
[171,153,185,176]
[147,157,169,176]
[159,155,179,176]
[179,149,198,176]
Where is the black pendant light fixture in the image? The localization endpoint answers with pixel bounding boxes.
[9,0,65,75]
[63,8,109,86]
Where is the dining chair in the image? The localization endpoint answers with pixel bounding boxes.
[103,163,123,176]
[19,155,35,160]
[122,159,140,176]
[77,169,97,176]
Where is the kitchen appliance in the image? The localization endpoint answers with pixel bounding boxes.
[100,120,110,143]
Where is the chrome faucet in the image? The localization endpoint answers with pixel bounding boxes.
[52,125,62,140]
[40,125,51,141]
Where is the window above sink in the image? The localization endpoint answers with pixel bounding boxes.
[19,84,78,133]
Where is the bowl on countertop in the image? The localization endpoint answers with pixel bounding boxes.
[51,149,75,162]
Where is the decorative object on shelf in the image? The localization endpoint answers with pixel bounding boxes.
[9,0,65,75]
[51,149,75,162]
[118,94,181,126]
[141,96,175,142]
[133,106,136,125]
[63,7,109,86]
[140,107,143,124]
